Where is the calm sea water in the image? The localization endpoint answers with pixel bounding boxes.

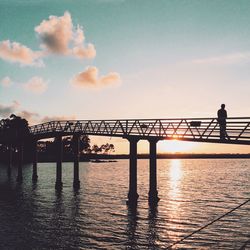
[0,159,249,249]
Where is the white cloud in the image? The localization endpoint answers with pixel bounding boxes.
[192,52,250,65]
[71,66,121,89]
[23,76,48,94]
[40,115,76,123]
[0,40,43,66]
[95,0,125,3]
[1,76,12,87]
[35,12,96,59]
[0,101,19,118]
[0,101,76,125]
[17,110,40,125]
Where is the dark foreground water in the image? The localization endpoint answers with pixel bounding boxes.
[0,159,249,249]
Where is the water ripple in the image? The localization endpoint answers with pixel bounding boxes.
[0,159,249,249]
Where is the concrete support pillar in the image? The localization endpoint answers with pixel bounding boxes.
[127,137,139,204]
[8,144,12,176]
[32,140,38,182]
[73,134,80,189]
[55,136,63,189]
[148,139,159,204]
[16,143,23,182]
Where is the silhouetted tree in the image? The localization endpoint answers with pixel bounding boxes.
[79,135,91,154]
[91,143,115,154]
[91,144,102,154]
[37,141,49,153]
[0,114,30,144]
[0,114,31,162]
[0,114,116,159]
[100,143,115,154]
[35,135,92,156]
[63,137,72,154]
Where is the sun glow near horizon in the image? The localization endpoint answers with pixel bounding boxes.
[158,139,198,153]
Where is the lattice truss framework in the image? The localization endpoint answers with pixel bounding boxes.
[26,117,250,144]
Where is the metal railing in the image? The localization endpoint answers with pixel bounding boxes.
[28,117,250,144]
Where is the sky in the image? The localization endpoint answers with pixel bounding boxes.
[1,0,250,154]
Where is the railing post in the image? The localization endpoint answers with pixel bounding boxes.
[16,143,23,182]
[148,138,160,204]
[55,136,63,189]
[127,137,139,204]
[32,140,38,182]
[8,144,12,177]
[73,134,80,189]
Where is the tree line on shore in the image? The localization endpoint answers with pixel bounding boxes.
[0,114,115,162]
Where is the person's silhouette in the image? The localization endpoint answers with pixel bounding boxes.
[217,104,229,140]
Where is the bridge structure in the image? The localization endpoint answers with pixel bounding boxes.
[1,116,250,204]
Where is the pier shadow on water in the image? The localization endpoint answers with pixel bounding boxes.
[0,164,83,249]
[126,202,160,250]
[126,203,139,249]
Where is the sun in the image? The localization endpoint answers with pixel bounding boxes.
[158,139,197,153]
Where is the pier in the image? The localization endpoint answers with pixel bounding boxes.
[1,117,250,204]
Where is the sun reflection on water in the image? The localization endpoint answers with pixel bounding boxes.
[168,159,184,242]
[169,159,182,197]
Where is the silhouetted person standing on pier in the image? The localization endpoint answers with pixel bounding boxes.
[217,104,229,140]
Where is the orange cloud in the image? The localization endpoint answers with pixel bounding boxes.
[23,76,48,94]
[71,66,121,89]
[0,12,96,68]
[0,40,43,66]
[35,12,72,54]
[72,44,96,59]
[35,12,96,59]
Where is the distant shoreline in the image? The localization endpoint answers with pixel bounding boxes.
[1,153,250,164]
[39,153,250,162]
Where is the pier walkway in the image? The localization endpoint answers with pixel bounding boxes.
[1,117,250,203]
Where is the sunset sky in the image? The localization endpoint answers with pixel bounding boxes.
[1,0,250,153]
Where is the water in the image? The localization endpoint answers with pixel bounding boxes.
[0,159,249,249]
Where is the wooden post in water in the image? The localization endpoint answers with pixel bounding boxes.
[148,138,159,204]
[127,137,139,204]
[8,144,12,177]
[73,134,80,189]
[16,143,23,182]
[32,140,38,182]
[55,136,63,189]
